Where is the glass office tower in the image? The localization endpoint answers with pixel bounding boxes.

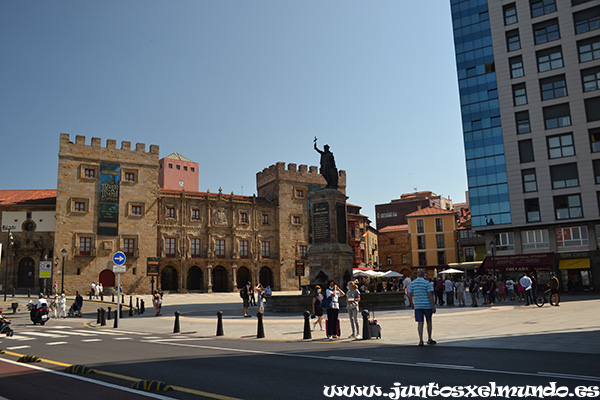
[451,0,511,228]
[450,0,600,291]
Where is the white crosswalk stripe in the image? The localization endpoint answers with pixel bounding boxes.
[18,332,67,338]
[47,330,97,336]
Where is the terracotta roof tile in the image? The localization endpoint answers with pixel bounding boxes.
[405,207,457,217]
[379,224,408,233]
[0,190,57,206]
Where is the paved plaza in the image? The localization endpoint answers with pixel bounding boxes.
[3,291,599,354]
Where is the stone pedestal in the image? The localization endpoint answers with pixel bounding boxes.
[308,188,354,286]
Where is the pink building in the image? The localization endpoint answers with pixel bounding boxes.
[158,153,199,192]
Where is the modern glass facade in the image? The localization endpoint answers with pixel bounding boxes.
[451,0,511,227]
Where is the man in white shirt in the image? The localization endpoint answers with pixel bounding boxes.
[444,278,454,306]
[519,273,533,305]
[505,278,515,300]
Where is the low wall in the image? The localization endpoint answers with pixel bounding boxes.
[265,292,406,313]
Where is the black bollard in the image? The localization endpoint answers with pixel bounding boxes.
[136,297,139,309]
[28,289,31,298]
[113,310,118,328]
[112,293,115,302]
[107,306,112,320]
[216,311,224,336]
[12,289,15,298]
[122,294,124,303]
[129,296,133,317]
[303,311,312,340]
[89,292,92,301]
[100,292,104,301]
[119,304,123,319]
[100,308,106,326]
[97,308,101,324]
[361,310,372,340]
[140,299,145,314]
[257,312,265,339]
[173,311,180,334]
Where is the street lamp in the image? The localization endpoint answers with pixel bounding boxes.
[3,228,15,302]
[489,240,496,278]
[60,248,67,294]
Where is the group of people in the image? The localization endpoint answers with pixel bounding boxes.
[240,282,271,317]
[47,291,84,318]
[90,282,104,299]
[312,279,362,340]
[422,272,560,308]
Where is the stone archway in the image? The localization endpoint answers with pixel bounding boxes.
[99,269,115,288]
[17,257,35,288]
[161,266,179,291]
[212,266,228,292]
[259,266,274,290]
[187,266,204,291]
[236,266,251,289]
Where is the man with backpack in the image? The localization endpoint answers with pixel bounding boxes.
[240,281,252,317]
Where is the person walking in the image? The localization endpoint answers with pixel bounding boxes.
[505,277,515,300]
[312,285,324,331]
[325,280,345,340]
[240,281,252,317]
[409,269,436,346]
[346,281,361,339]
[436,277,445,306]
[74,291,83,317]
[58,293,67,318]
[520,273,533,305]
[444,277,454,306]
[456,278,466,307]
[469,277,478,307]
[403,275,412,306]
[256,283,265,314]
[549,272,560,306]
[152,289,162,316]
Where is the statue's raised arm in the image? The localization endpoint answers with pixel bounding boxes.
[313,138,339,189]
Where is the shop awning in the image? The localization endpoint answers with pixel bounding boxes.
[448,261,482,270]
[482,252,555,273]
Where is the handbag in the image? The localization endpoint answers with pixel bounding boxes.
[321,296,332,309]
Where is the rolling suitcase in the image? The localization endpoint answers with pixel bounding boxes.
[369,309,382,339]
[326,318,341,337]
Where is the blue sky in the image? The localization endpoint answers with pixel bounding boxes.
[0,1,466,221]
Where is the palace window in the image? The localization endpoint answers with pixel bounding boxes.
[240,212,248,223]
[166,206,175,219]
[165,238,176,257]
[215,239,225,258]
[191,238,201,257]
[240,240,249,258]
[262,241,270,258]
[191,209,200,220]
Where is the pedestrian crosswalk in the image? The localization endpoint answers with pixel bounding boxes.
[0,325,149,346]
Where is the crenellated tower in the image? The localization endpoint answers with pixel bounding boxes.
[54,133,159,295]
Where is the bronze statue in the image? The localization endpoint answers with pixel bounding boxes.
[314,137,339,189]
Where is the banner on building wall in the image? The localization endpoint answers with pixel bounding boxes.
[98,162,120,236]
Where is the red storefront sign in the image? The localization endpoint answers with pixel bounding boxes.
[482,252,554,273]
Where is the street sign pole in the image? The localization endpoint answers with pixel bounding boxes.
[112,251,126,329]
[116,270,120,328]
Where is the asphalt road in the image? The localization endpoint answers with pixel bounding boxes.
[1,316,599,399]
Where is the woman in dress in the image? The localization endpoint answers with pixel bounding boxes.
[312,285,324,331]
[152,289,161,316]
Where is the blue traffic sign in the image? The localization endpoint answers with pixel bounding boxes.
[113,251,126,266]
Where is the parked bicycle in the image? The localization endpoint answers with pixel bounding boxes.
[536,288,560,307]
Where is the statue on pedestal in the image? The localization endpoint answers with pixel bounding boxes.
[313,137,338,189]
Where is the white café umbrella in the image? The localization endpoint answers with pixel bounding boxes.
[438,268,464,274]
[380,270,403,278]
